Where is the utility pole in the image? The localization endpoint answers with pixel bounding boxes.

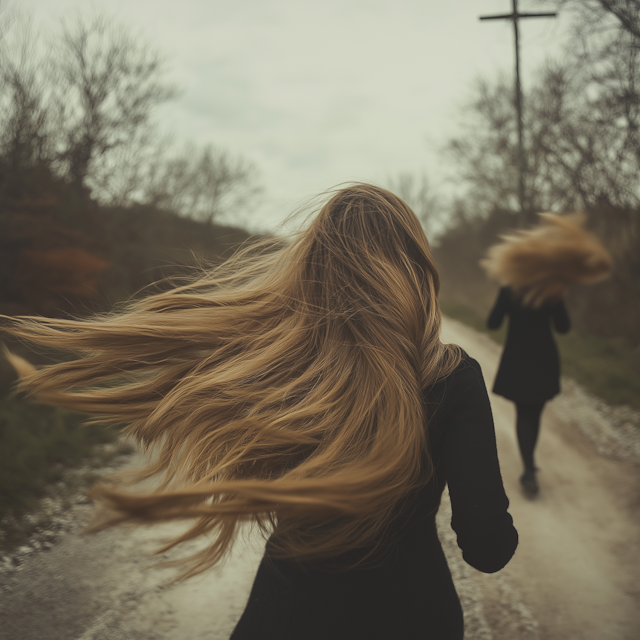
[480,1,556,227]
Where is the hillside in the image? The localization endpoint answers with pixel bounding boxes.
[0,185,255,542]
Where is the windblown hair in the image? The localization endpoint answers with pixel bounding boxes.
[3,183,461,577]
[481,212,613,307]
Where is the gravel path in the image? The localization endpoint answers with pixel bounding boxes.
[440,318,640,640]
[1,316,639,640]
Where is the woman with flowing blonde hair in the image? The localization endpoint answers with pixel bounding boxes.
[483,213,612,497]
[4,184,518,639]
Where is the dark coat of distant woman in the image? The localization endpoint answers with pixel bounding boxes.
[487,286,571,403]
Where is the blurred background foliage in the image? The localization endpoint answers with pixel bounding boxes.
[0,9,258,530]
[431,0,640,408]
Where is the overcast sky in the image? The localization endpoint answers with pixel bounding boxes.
[19,0,571,231]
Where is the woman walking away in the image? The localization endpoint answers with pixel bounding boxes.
[482,213,612,498]
[4,184,518,640]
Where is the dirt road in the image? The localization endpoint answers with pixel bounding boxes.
[1,317,639,640]
[439,319,640,640]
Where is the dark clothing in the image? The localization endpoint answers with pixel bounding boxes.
[515,401,545,472]
[487,287,571,403]
[231,354,518,640]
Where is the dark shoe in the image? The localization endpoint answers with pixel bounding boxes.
[520,470,539,498]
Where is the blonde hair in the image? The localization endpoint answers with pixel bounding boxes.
[3,183,461,577]
[481,212,613,307]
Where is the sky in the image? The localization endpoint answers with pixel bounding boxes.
[18,0,573,231]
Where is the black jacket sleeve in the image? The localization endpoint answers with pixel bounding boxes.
[487,287,511,330]
[442,356,518,573]
[552,300,571,334]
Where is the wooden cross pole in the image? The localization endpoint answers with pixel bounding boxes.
[480,0,556,227]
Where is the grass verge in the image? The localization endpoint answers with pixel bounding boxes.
[0,396,124,528]
[440,300,640,411]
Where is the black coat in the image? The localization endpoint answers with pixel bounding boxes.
[230,354,518,640]
[487,286,571,403]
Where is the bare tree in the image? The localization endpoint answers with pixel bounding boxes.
[0,9,261,223]
[529,60,640,208]
[0,13,55,195]
[445,75,523,216]
[547,1,640,40]
[441,1,640,341]
[85,132,171,207]
[51,14,176,196]
[445,16,640,215]
[539,1,640,195]
[141,143,261,224]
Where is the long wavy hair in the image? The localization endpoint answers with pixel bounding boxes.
[481,212,612,307]
[3,183,461,577]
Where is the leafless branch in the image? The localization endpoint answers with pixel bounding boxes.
[0,12,56,194]
[140,143,261,224]
[51,14,177,195]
